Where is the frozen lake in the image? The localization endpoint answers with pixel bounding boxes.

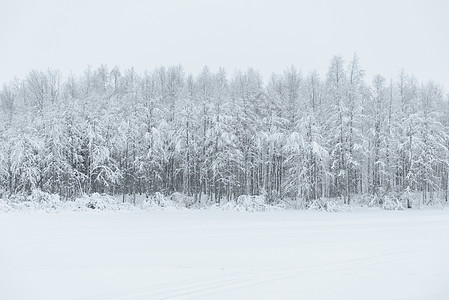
[1,208,448,299]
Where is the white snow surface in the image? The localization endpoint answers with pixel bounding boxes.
[1,208,448,300]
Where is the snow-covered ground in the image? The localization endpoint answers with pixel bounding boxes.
[1,208,448,300]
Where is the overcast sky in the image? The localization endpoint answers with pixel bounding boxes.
[1,0,448,91]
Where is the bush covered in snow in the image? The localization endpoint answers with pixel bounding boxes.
[139,192,164,209]
[30,189,62,210]
[1,190,63,212]
[170,192,195,208]
[308,198,351,212]
[381,194,405,210]
[139,192,187,210]
[366,192,406,210]
[0,198,12,212]
[78,193,125,211]
[221,195,284,212]
[0,190,138,212]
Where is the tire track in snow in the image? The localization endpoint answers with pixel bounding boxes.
[77,270,256,300]
[78,251,418,300]
[177,251,419,300]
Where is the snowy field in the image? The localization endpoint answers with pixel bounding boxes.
[1,208,449,300]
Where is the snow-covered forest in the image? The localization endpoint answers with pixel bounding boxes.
[1,55,448,207]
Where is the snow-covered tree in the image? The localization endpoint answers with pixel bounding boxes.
[0,58,447,207]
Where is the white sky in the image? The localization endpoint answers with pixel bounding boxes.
[1,0,449,91]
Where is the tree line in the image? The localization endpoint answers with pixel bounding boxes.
[1,55,448,206]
